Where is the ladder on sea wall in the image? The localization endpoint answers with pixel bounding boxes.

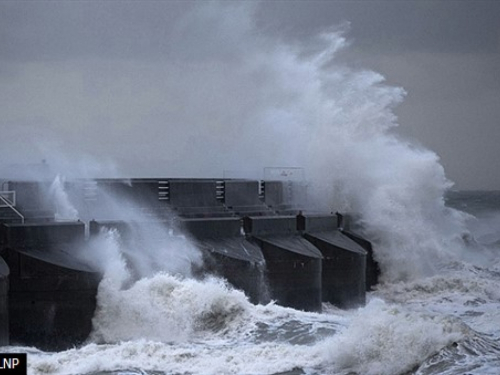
[0,191,24,224]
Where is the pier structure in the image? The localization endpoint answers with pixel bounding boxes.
[0,177,378,349]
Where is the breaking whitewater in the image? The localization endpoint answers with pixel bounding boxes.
[5,190,500,375]
[3,6,500,374]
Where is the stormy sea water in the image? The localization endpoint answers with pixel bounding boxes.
[2,191,500,375]
[2,6,500,373]
[2,190,500,375]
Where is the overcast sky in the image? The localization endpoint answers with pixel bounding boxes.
[1,0,499,190]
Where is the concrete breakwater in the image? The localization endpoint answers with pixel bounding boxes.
[0,178,378,350]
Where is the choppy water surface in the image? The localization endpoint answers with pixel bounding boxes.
[3,191,500,375]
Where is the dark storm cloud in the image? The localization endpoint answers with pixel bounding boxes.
[0,1,262,63]
[255,1,500,189]
[0,0,499,189]
[257,1,500,55]
[0,1,281,177]
[2,0,498,69]
[2,0,498,61]
[0,1,193,61]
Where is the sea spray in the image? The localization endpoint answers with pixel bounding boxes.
[23,283,478,375]
[48,174,79,221]
[272,33,473,281]
[71,179,204,281]
[6,1,478,283]
[77,227,130,288]
[25,273,343,375]
[161,10,475,281]
[5,3,500,374]
[89,274,251,344]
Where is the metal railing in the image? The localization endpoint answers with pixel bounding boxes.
[0,191,24,224]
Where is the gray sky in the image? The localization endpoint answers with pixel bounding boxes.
[1,0,499,189]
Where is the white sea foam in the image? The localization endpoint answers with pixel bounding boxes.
[467,210,500,246]
[23,274,336,375]
[88,271,345,346]
[24,339,324,375]
[321,298,468,375]
[416,334,500,375]
[373,262,500,341]
[89,274,251,344]
[20,276,487,375]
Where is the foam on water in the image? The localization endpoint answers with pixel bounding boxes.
[89,274,251,344]
[374,262,500,337]
[368,255,500,374]
[416,335,500,375]
[10,276,480,375]
[16,274,331,374]
[321,298,468,375]
[3,254,499,374]
[466,211,500,246]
